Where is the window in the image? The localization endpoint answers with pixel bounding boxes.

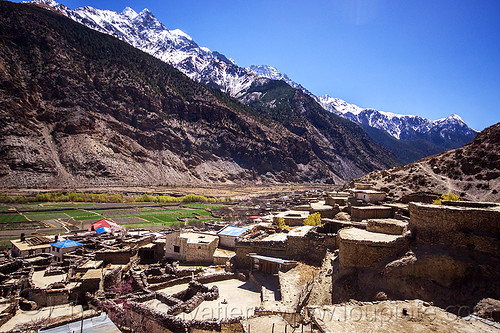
[173,246,180,253]
[57,248,60,253]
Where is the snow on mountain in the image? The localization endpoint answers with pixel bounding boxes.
[317,95,477,140]
[26,0,258,97]
[247,66,476,142]
[27,0,477,147]
[316,95,364,115]
[248,65,314,97]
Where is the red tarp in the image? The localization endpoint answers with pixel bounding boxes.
[88,219,119,231]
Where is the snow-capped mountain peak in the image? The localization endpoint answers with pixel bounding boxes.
[317,95,364,115]
[122,6,138,19]
[248,64,312,95]
[434,113,465,124]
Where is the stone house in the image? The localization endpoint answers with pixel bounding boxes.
[164,231,218,264]
[11,235,58,258]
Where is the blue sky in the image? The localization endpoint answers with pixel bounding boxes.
[23,0,500,130]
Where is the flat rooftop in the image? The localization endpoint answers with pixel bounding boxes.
[288,225,314,237]
[181,232,218,244]
[338,227,402,244]
[310,201,334,211]
[368,218,408,227]
[82,269,102,280]
[32,270,66,289]
[352,205,392,211]
[276,210,310,218]
[308,300,497,333]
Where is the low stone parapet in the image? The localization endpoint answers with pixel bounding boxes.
[366,218,408,235]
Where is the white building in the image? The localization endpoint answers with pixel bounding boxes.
[164,231,218,264]
[50,240,83,262]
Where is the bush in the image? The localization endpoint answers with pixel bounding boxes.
[303,212,322,226]
[276,217,289,230]
[432,192,462,205]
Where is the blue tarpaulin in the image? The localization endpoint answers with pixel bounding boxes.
[95,227,111,234]
[50,240,83,249]
[217,225,247,237]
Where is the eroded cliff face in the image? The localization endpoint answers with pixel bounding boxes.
[0,2,396,188]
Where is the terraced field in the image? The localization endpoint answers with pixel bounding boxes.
[0,202,224,244]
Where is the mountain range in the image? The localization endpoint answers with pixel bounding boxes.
[0,1,398,188]
[27,0,477,164]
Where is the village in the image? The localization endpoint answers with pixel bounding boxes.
[0,183,498,333]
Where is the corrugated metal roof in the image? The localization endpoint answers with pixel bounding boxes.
[39,313,120,333]
[217,225,247,237]
[247,254,296,265]
[50,240,83,249]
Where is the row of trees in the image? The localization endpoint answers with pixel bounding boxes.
[0,192,232,204]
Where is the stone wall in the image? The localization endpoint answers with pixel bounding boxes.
[124,295,244,333]
[185,240,218,264]
[350,206,393,221]
[409,202,500,256]
[235,228,337,267]
[287,230,337,265]
[235,240,287,268]
[337,228,409,269]
[29,288,69,307]
[95,248,133,264]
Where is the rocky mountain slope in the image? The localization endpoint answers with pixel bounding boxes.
[28,0,477,165]
[0,1,397,188]
[353,122,500,202]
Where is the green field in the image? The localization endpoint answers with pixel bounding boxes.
[0,213,29,223]
[181,203,223,209]
[0,206,13,211]
[24,211,69,221]
[64,210,102,220]
[0,203,220,230]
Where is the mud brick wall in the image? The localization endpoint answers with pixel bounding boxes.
[409,202,500,256]
[338,236,408,268]
[96,249,133,264]
[235,240,287,268]
[103,267,122,291]
[195,272,245,284]
[149,276,192,291]
[29,288,69,307]
[287,231,337,265]
[351,206,393,222]
[128,300,244,333]
[236,230,337,267]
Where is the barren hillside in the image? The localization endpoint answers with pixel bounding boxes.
[352,122,500,202]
